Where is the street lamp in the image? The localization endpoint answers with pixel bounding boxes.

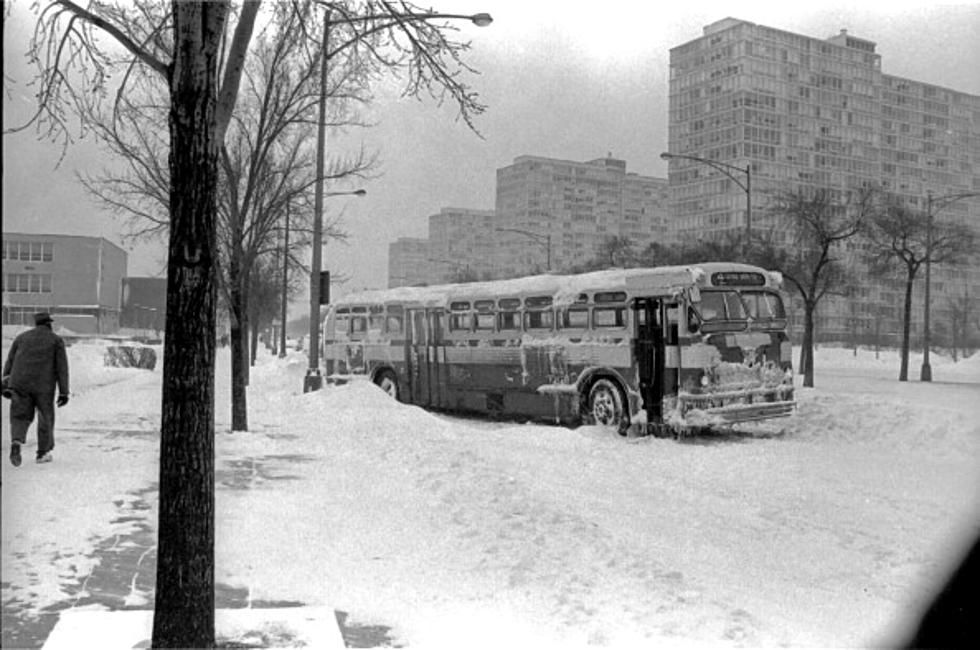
[279,201,291,358]
[304,5,492,393]
[660,152,752,241]
[495,227,551,272]
[920,190,980,382]
[305,187,366,391]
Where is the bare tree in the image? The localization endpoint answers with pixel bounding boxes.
[595,235,636,268]
[865,198,977,380]
[14,2,258,645]
[764,186,876,387]
[16,1,489,647]
[944,286,978,361]
[217,3,373,430]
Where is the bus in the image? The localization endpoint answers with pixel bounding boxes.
[320,262,795,436]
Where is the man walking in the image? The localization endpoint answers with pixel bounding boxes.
[2,312,70,466]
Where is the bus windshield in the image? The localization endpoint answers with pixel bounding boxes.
[696,290,747,322]
[742,290,786,320]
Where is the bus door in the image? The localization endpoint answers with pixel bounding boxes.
[406,308,445,408]
[427,309,446,408]
[632,298,665,421]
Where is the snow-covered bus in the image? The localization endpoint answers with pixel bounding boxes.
[320,262,795,435]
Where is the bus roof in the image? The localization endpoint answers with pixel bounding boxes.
[336,262,777,309]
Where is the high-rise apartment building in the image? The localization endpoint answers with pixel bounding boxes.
[385,155,670,287]
[667,17,980,342]
[387,237,431,288]
[427,208,496,283]
[495,155,668,277]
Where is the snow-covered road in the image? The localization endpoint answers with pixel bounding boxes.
[3,338,979,648]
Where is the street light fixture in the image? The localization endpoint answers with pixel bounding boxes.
[660,152,752,241]
[495,227,551,272]
[920,190,980,382]
[304,5,492,393]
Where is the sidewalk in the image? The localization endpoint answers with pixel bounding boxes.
[2,410,395,649]
[3,452,397,649]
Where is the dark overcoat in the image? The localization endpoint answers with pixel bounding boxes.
[2,325,70,396]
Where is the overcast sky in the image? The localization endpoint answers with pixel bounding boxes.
[4,1,979,305]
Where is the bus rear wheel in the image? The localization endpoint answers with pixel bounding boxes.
[587,378,627,435]
[375,370,399,400]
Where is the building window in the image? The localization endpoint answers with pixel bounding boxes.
[3,306,51,326]
[3,240,53,262]
[3,273,53,293]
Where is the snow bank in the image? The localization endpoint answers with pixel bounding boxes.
[3,342,978,649]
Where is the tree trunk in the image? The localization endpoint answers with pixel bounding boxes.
[802,302,816,388]
[250,319,260,365]
[242,298,251,385]
[899,272,915,382]
[230,276,249,432]
[153,3,226,647]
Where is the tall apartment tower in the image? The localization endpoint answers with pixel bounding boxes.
[495,155,668,277]
[427,207,496,283]
[667,17,980,341]
[387,237,431,288]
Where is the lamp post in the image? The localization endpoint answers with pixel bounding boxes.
[920,190,980,382]
[279,202,290,358]
[304,5,492,393]
[305,188,366,391]
[495,227,551,272]
[660,152,752,242]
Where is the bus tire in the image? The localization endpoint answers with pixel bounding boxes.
[586,378,628,435]
[375,369,399,400]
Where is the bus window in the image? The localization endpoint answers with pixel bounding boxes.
[385,314,403,334]
[524,296,554,331]
[450,312,473,332]
[385,305,403,334]
[594,306,626,328]
[475,313,495,330]
[561,307,589,329]
[595,291,627,304]
[665,303,680,344]
[368,305,384,332]
[449,301,472,332]
[723,292,748,320]
[474,300,495,330]
[524,309,554,330]
[497,298,521,331]
[698,290,748,321]
[743,291,786,319]
[350,315,368,334]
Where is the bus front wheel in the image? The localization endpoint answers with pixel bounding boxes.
[375,370,399,400]
[587,378,627,435]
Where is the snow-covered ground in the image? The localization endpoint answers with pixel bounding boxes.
[2,336,979,648]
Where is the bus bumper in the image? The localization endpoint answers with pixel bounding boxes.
[678,387,796,426]
[693,399,796,424]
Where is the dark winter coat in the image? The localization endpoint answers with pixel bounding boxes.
[2,325,70,396]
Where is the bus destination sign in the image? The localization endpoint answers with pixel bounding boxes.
[711,271,766,287]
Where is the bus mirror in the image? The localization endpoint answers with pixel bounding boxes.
[689,286,701,303]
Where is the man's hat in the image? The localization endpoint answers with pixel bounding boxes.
[34,312,54,325]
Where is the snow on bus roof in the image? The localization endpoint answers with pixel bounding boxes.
[336,263,772,308]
